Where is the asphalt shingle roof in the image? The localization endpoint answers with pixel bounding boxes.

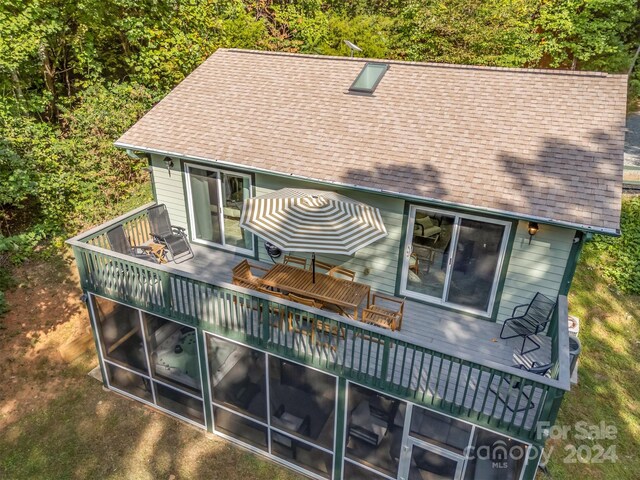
[116,49,628,233]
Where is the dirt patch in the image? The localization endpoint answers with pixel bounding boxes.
[0,251,301,480]
[0,250,91,430]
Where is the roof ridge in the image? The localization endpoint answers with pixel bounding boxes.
[221,48,620,78]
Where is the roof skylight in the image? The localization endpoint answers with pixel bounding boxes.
[349,62,389,94]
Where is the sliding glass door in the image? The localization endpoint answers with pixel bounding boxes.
[400,206,510,316]
[185,164,253,254]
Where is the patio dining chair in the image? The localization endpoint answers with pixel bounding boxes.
[314,260,336,274]
[489,361,553,412]
[362,293,405,332]
[232,259,269,290]
[147,204,194,264]
[106,225,158,263]
[283,255,307,269]
[499,292,557,355]
[329,266,356,281]
[257,287,288,329]
[287,293,323,343]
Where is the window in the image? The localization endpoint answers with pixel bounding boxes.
[144,314,202,396]
[400,206,510,315]
[205,335,337,478]
[185,164,253,253]
[91,296,206,427]
[93,296,147,374]
[207,336,267,421]
[464,429,527,480]
[268,358,336,451]
[349,63,389,94]
[345,384,407,478]
[410,406,473,455]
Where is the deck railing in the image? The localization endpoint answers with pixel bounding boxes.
[67,203,571,442]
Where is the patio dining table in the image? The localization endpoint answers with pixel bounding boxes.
[261,264,371,319]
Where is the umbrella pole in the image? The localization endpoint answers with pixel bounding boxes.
[312,253,316,283]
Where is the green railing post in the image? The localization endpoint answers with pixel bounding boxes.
[538,386,565,432]
[83,293,108,388]
[332,377,347,480]
[160,270,172,314]
[71,246,90,289]
[261,298,270,347]
[196,327,214,432]
[379,337,391,388]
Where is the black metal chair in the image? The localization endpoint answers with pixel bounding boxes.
[147,204,194,264]
[500,292,556,355]
[489,362,553,412]
[106,225,158,263]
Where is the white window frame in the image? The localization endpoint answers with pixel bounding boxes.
[184,163,254,255]
[400,205,511,317]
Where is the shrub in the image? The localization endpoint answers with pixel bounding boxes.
[586,195,640,294]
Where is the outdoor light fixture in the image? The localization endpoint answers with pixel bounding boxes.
[163,157,174,176]
[528,222,539,244]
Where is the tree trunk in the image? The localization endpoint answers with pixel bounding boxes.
[39,42,58,120]
[10,71,23,104]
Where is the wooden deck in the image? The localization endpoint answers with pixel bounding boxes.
[70,204,570,440]
[184,243,552,371]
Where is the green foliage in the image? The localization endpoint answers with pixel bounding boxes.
[0,231,32,316]
[536,0,637,71]
[128,0,270,91]
[0,0,638,312]
[0,83,153,236]
[393,0,543,66]
[0,231,44,264]
[585,196,640,294]
[268,3,393,57]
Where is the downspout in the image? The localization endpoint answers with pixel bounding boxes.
[559,230,586,296]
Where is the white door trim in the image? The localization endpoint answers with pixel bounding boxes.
[399,205,511,317]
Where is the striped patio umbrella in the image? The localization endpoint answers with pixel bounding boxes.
[240,188,387,281]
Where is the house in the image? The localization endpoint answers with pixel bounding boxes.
[68,49,627,480]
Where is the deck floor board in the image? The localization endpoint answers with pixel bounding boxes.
[178,244,553,371]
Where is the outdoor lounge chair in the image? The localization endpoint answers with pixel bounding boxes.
[106,225,158,263]
[489,361,553,412]
[414,215,441,245]
[147,204,194,264]
[500,292,557,355]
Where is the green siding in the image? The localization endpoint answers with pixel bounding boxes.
[149,158,576,322]
[497,222,574,322]
[150,154,189,229]
[254,173,404,295]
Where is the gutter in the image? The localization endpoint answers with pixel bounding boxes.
[116,142,621,237]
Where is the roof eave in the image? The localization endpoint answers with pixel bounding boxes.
[116,142,622,237]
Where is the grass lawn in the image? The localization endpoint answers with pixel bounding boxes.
[0,241,637,479]
[0,253,302,480]
[542,245,640,479]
